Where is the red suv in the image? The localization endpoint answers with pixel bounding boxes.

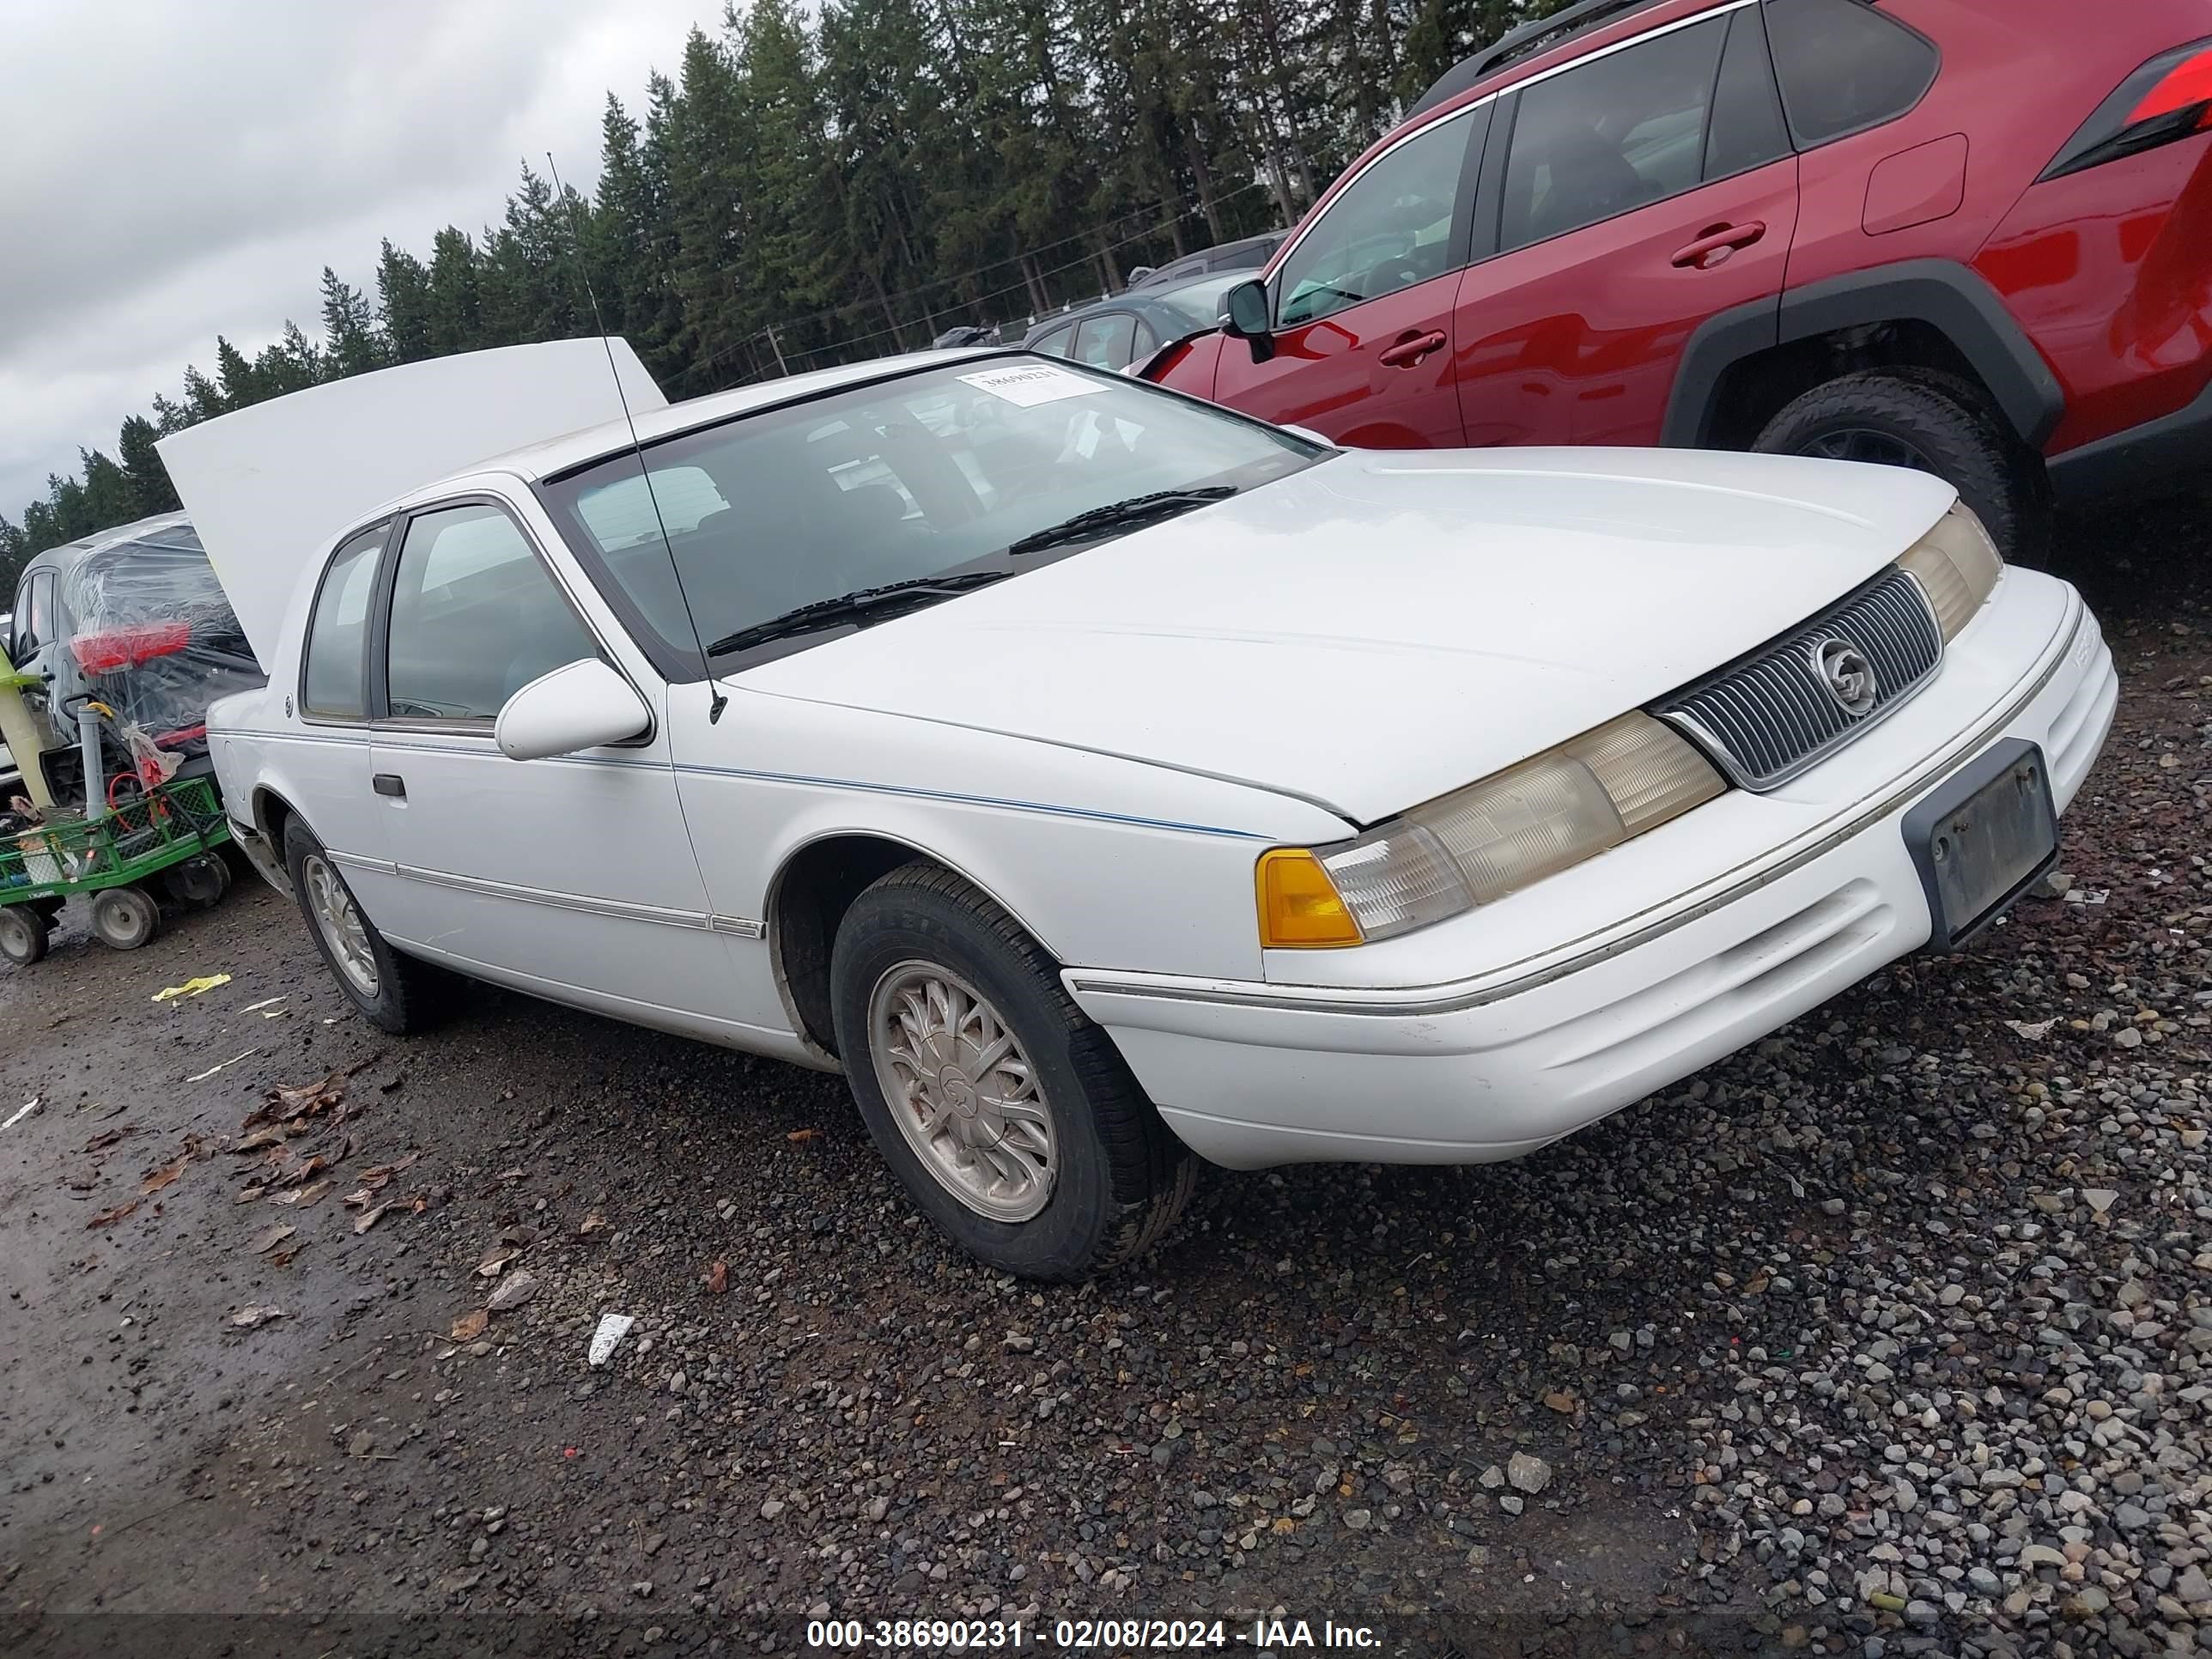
[1146,0,2212,558]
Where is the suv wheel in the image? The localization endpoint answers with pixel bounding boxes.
[830,861,1196,1281]
[283,818,447,1034]
[1753,369,2051,563]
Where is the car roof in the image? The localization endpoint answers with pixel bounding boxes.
[1403,0,1719,119]
[385,346,1012,507]
[23,510,196,577]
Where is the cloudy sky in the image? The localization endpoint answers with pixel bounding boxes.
[0,0,720,525]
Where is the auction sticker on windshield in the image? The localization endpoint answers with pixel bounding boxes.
[958,362,1104,406]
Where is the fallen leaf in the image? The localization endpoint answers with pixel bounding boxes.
[268,1244,305,1267]
[248,1223,296,1255]
[230,1125,287,1153]
[487,1269,538,1313]
[240,1068,349,1133]
[234,1185,267,1205]
[577,1210,607,1237]
[786,1127,822,1143]
[706,1260,728,1295]
[356,1152,418,1188]
[140,1158,188,1196]
[340,1188,373,1207]
[1542,1389,1579,1414]
[2005,1017,2058,1041]
[231,1304,286,1328]
[450,1309,489,1341]
[283,1154,333,1187]
[87,1200,140,1229]
[82,1126,140,1153]
[271,1180,333,1209]
[476,1246,519,1279]
[354,1202,394,1235]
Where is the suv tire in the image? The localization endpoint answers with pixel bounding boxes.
[1753,370,2051,563]
[283,817,447,1034]
[830,860,1195,1281]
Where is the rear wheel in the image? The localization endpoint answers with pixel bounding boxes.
[0,906,49,965]
[89,886,161,951]
[283,818,445,1034]
[1753,369,2051,563]
[830,861,1195,1281]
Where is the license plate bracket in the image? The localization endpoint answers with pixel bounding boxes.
[1903,738,2058,951]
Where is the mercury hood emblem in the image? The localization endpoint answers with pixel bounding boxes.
[1812,636,1879,717]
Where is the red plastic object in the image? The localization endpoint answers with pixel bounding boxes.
[70,622,191,674]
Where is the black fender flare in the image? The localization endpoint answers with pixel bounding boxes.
[1662,258,2065,452]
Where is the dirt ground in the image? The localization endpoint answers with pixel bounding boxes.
[2,489,2209,1659]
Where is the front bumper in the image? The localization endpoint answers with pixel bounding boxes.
[1066,578,2118,1170]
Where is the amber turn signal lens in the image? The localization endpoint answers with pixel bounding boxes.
[1255,847,1364,948]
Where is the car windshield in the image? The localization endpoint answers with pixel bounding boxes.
[1152,273,1246,327]
[537,356,1322,669]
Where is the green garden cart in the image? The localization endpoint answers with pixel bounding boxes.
[0,773,232,963]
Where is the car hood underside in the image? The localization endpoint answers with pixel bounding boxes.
[736,448,1958,825]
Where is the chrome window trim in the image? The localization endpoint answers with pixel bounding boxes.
[1267,0,1756,281]
[1067,598,2085,1018]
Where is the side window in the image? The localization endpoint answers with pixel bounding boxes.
[386,504,594,723]
[1132,316,1159,359]
[1030,325,1073,359]
[1276,109,1474,328]
[1074,313,1139,369]
[1500,18,1729,252]
[1705,9,1791,180]
[15,571,55,656]
[301,526,387,720]
[1763,0,1937,147]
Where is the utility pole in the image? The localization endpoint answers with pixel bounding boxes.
[767,327,790,376]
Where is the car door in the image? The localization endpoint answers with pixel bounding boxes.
[1451,6,1799,447]
[362,494,737,1024]
[1212,101,1491,448]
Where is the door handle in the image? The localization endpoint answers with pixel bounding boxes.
[1377,329,1448,368]
[372,773,406,799]
[1670,221,1766,269]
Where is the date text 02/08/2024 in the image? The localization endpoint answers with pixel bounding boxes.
[805,1617,1384,1650]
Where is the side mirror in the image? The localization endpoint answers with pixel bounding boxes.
[1220,278,1275,363]
[495,659,650,761]
[1279,424,1337,449]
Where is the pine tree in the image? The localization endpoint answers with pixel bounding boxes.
[321,267,387,378]
[424,227,485,357]
[118,416,181,515]
[376,240,435,363]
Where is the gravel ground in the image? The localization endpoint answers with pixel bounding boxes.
[2,488,2209,1659]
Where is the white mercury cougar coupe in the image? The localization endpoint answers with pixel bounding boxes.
[209,349,2117,1279]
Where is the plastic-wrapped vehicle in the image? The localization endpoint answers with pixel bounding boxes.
[6,513,265,797]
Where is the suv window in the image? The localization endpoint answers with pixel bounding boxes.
[1030,325,1073,358]
[301,525,386,720]
[386,504,594,723]
[1764,0,1937,147]
[1501,17,1729,252]
[1074,313,1139,369]
[1276,108,1475,328]
[1705,9,1791,179]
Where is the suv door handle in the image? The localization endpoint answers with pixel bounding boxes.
[1670,221,1767,269]
[373,773,406,799]
[1377,329,1448,368]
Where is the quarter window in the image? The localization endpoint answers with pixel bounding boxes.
[386,504,594,723]
[1501,18,1729,251]
[1763,0,1937,147]
[301,526,386,719]
[1276,109,1474,328]
[1030,325,1073,358]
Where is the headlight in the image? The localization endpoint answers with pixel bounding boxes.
[1898,502,2002,639]
[1255,713,1726,948]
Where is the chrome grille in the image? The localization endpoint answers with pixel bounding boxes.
[1655,570,1943,791]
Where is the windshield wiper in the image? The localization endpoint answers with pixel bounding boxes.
[1006,485,1237,556]
[705,570,1012,657]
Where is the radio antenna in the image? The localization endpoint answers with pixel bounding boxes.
[545,150,726,722]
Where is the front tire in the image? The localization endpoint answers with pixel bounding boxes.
[830,862,1195,1281]
[1753,369,2050,562]
[0,906,49,965]
[283,818,444,1034]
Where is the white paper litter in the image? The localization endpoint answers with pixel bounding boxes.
[2,1097,39,1132]
[588,1313,635,1367]
[186,1048,258,1083]
[957,362,1103,407]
